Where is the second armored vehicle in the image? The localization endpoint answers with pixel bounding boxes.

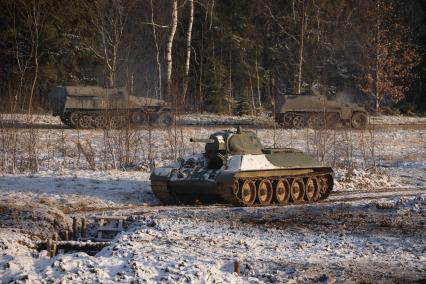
[48,86,173,128]
[276,90,369,129]
[150,127,333,206]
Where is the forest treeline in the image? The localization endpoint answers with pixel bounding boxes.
[0,0,425,115]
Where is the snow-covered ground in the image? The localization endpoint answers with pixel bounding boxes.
[1,196,425,283]
[0,114,425,283]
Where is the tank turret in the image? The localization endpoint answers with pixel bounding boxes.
[150,128,334,207]
[190,127,263,156]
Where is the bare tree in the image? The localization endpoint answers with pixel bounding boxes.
[149,0,163,99]
[265,0,311,94]
[5,2,31,112]
[296,0,307,95]
[182,0,195,105]
[84,0,127,88]
[15,0,47,114]
[356,0,421,112]
[165,0,178,102]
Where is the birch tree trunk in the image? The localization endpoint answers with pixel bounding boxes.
[255,49,261,108]
[166,0,178,102]
[149,0,162,99]
[297,2,306,95]
[27,0,41,115]
[182,0,194,105]
[375,0,381,113]
[84,0,125,89]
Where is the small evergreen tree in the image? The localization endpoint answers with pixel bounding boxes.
[204,57,231,114]
[234,95,253,116]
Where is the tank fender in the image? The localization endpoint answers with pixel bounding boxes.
[150,167,175,181]
[215,170,237,189]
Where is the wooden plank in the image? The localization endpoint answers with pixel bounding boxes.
[96,227,124,232]
[95,216,128,221]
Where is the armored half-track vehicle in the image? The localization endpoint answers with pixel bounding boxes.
[276,90,369,129]
[48,86,173,128]
[150,127,333,206]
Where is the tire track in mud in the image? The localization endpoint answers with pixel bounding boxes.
[69,187,426,216]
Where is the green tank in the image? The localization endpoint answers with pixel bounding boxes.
[48,86,173,128]
[150,127,333,206]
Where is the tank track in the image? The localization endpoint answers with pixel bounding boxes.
[62,111,129,129]
[220,170,333,206]
[150,181,178,205]
[277,111,368,130]
[61,110,172,129]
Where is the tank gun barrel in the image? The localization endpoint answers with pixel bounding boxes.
[190,138,215,143]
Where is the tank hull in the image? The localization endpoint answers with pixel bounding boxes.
[151,163,333,206]
[150,130,335,207]
[48,86,173,128]
[275,94,369,129]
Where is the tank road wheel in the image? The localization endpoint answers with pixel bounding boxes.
[318,176,328,195]
[257,179,273,205]
[307,114,325,129]
[304,177,320,202]
[241,180,256,206]
[110,116,126,129]
[292,115,306,129]
[351,112,368,129]
[326,113,340,128]
[283,113,294,127]
[232,179,240,196]
[131,111,145,125]
[318,175,333,200]
[78,115,93,129]
[274,178,291,205]
[156,112,174,127]
[290,178,305,203]
[69,112,80,128]
[93,115,107,129]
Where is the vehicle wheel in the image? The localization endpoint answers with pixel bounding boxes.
[156,112,174,127]
[232,179,240,196]
[78,115,93,129]
[318,176,328,195]
[274,178,291,205]
[318,174,333,200]
[325,113,340,128]
[93,115,107,129]
[351,112,368,129]
[110,116,126,129]
[292,115,306,129]
[283,113,294,127]
[304,177,319,202]
[60,116,70,126]
[307,114,325,129]
[241,180,256,206]
[290,178,305,203]
[131,111,146,124]
[69,112,80,128]
[257,179,273,205]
